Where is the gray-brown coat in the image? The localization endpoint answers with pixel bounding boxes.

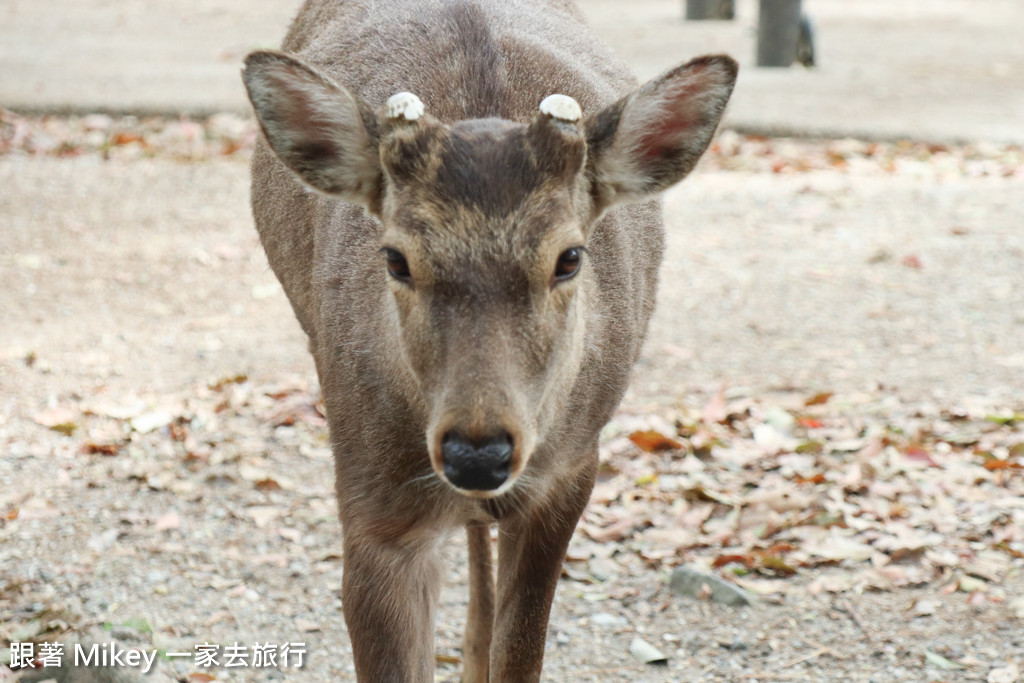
[243,0,736,680]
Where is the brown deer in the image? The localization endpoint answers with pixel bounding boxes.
[242,1,736,680]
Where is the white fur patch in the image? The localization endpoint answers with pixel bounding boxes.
[386,92,425,121]
[539,94,582,123]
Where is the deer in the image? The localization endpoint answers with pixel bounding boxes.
[241,0,736,680]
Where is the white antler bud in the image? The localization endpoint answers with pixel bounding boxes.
[386,92,425,121]
[539,94,582,123]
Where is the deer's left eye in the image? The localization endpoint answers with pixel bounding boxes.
[383,248,412,284]
[553,247,583,283]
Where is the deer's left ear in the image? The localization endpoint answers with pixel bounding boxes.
[585,55,738,212]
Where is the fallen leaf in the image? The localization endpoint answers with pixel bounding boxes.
[803,533,874,563]
[580,517,645,543]
[958,575,987,593]
[81,442,122,455]
[628,430,682,452]
[209,373,248,391]
[903,445,940,467]
[925,649,965,670]
[629,637,668,665]
[33,407,78,431]
[984,459,1023,471]
[111,131,145,146]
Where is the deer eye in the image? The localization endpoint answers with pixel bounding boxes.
[553,247,583,283]
[383,248,412,284]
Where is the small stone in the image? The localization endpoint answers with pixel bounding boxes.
[629,637,668,665]
[910,599,939,617]
[130,411,173,434]
[958,575,986,593]
[988,662,1019,683]
[669,567,755,607]
[590,612,628,628]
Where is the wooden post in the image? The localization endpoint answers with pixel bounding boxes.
[685,0,734,20]
[757,0,802,67]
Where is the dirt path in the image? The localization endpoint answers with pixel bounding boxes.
[1,123,1023,682]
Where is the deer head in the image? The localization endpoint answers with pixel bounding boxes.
[243,50,737,498]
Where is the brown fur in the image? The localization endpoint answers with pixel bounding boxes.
[243,1,736,680]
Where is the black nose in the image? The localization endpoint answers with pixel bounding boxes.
[441,431,513,491]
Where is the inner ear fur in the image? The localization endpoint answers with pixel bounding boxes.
[585,54,738,211]
[242,50,383,208]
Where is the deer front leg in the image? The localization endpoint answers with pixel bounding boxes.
[489,457,597,682]
[462,520,495,683]
[340,521,443,683]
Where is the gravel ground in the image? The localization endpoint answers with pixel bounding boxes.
[1,124,1022,682]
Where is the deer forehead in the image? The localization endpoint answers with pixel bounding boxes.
[382,119,586,219]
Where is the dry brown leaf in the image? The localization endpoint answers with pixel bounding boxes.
[81,442,122,455]
[628,430,682,452]
[984,459,1024,471]
[805,392,834,407]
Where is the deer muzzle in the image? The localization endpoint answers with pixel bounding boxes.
[440,429,513,491]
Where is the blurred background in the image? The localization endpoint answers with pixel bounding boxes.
[2,0,1022,141]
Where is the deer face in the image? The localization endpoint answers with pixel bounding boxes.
[243,51,737,497]
[376,115,592,496]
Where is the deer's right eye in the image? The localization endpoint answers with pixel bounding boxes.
[553,247,583,283]
[383,248,412,284]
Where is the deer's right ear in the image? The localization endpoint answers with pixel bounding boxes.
[243,51,382,208]
[585,55,738,213]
